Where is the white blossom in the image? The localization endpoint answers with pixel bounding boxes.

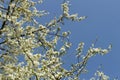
[0,0,111,80]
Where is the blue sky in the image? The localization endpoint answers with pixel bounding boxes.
[38,0,120,79]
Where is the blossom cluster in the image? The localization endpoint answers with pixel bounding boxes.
[90,70,109,80]
[0,0,111,80]
[61,1,87,21]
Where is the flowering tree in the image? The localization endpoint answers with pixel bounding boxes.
[0,0,112,80]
